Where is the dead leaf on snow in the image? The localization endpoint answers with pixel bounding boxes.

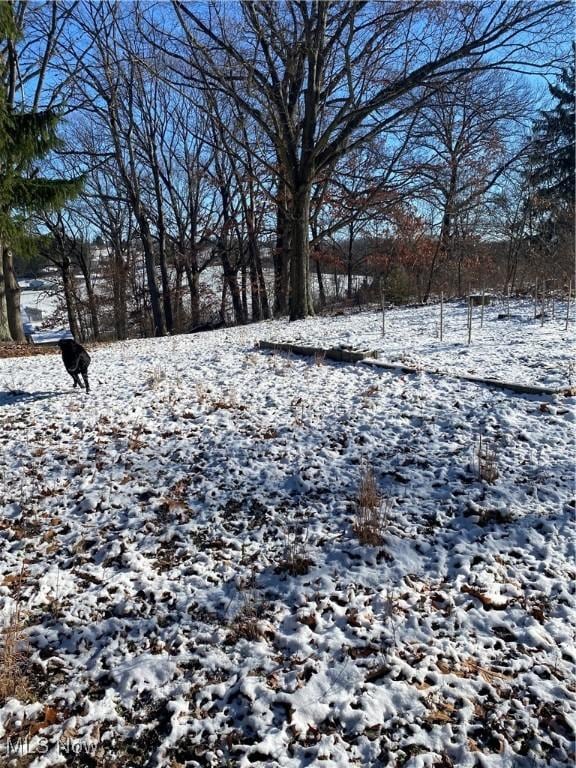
[427,700,456,724]
[29,706,59,736]
[461,584,509,609]
[461,657,512,684]
[2,572,28,587]
[468,738,480,752]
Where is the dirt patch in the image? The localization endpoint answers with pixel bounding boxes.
[0,341,113,359]
[0,343,59,359]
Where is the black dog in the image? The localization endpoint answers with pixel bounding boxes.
[58,338,91,393]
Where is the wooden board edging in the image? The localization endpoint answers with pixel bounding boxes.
[256,339,573,398]
[361,358,573,397]
[257,340,378,363]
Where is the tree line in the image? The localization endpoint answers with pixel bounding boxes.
[0,0,573,342]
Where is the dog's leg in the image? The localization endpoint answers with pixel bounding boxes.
[72,373,80,388]
[81,371,90,394]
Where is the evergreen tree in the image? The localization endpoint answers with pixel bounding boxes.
[0,3,82,341]
[530,47,575,208]
[526,48,575,277]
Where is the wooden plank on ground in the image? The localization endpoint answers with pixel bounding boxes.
[256,340,573,397]
[361,359,573,397]
[257,340,378,363]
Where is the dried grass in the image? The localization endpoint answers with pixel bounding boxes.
[145,366,167,389]
[0,574,30,702]
[277,526,312,576]
[476,433,499,483]
[353,466,388,546]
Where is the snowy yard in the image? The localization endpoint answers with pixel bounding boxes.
[0,300,574,767]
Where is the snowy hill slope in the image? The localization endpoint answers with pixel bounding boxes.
[0,301,574,767]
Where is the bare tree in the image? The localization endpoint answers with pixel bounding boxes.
[38,212,83,340]
[66,2,167,336]
[414,70,531,298]
[309,131,420,303]
[140,84,221,330]
[162,0,569,319]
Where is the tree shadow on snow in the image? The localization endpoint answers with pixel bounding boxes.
[0,390,69,407]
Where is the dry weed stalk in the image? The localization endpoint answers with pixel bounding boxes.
[195,382,210,405]
[279,526,312,576]
[228,567,263,642]
[145,366,167,389]
[476,433,499,483]
[290,396,305,426]
[354,466,387,546]
[128,423,146,450]
[0,572,30,702]
[229,596,262,642]
[210,388,245,411]
[3,374,26,396]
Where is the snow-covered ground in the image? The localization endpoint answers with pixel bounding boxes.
[20,288,60,318]
[19,287,69,344]
[0,300,574,768]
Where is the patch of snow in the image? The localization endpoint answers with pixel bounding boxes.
[0,299,574,767]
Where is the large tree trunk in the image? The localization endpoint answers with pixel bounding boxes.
[289,185,314,320]
[255,247,271,320]
[424,207,453,303]
[79,263,100,341]
[220,278,227,323]
[0,244,11,341]
[61,258,81,341]
[220,245,245,324]
[3,246,25,342]
[184,261,200,328]
[313,249,326,309]
[151,153,174,334]
[273,199,290,316]
[86,283,100,341]
[138,222,166,337]
[173,263,184,332]
[240,260,248,322]
[347,257,353,299]
[249,253,261,322]
[108,101,166,337]
[158,229,174,334]
[112,247,128,340]
[346,222,355,299]
[424,164,457,302]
